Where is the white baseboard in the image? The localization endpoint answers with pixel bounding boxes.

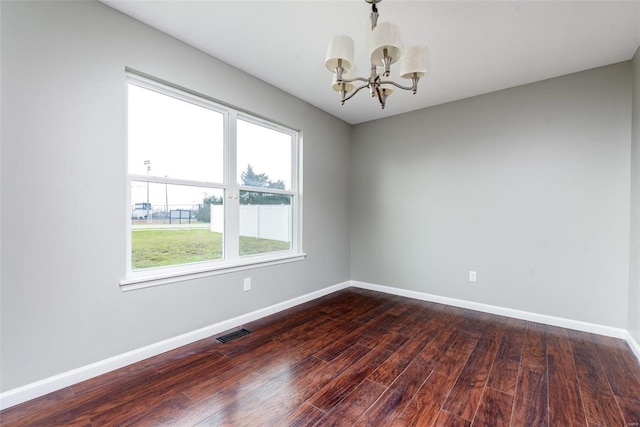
[349,280,630,340]
[0,281,352,411]
[626,332,640,362]
[2,279,637,411]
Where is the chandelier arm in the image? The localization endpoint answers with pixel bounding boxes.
[340,77,370,84]
[341,83,372,104]
[378,79,416,92]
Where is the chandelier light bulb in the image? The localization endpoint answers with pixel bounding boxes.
[380,82,394,96]
[332,65,357,93]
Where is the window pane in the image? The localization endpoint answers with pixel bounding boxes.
[128,84,224,183]
[131,181,224,269]
[237,119,292,190]
[239,191,292,256]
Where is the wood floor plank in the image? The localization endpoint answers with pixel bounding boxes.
[521,322,547,374]
[70,358,162,395]
[547,329,588,426]
[386,304,435,336]
[592,335,640,403]
[350,295,407,325]
[181,339,300,402]
[358,351,437,425]
[194,356,327,426]
[357,331,410,358]
[314,318,381,361]
[0,386,76,425]
[216,310,324,359]
[90,392,192,427]
[412,327,458,370]
[442,329,503,421]
[176,356,324,426]
[571,339,627,426]
[392,331,478,426]
[316,289,380,317]
[179,347,338,425]
[434,409,472,427]
[278,402,326,427]
[432,330,479,377]
[86,351,229,426]
[470,387,513,427]
[3,288,640,427]
[386,300,416,317]
[570,339,611,394]
[511,368,549,427]
[261,354,360,426]
[368,319,439,386]
[3,367,162,426]
[615,396,640,427]
[316,379,387,426]
[308,345,393,412]
[486,328,524,396]
[273,312,342,343]
[176,344,370,425]
[392,371,453,427]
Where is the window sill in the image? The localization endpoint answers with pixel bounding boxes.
[120,253,307,292]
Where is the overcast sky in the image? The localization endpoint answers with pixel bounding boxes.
[128,83,292,208]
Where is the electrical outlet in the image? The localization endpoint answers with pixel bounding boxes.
[243,277,252,291]
[469,271,477,282]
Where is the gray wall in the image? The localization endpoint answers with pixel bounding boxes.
[351,63,632,328]
[0,1,351,391]
[630,48,640,342]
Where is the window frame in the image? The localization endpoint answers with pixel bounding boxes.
[122,72,304,291]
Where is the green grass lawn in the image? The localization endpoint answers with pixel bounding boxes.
[132,228,291,269]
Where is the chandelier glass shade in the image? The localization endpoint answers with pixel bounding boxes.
[325,0,428,109]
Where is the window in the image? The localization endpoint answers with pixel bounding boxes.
[123,73,302,288]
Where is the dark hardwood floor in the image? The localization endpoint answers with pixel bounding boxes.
[2,287,640,426]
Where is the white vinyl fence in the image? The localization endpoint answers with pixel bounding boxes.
[210,205,291,242]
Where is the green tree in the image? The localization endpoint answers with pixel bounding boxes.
[240,164,290,205]
[241,164,270,188]
[195,194,223,222]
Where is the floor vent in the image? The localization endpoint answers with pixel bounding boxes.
[215,328,252,344]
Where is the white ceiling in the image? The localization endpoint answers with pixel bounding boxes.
[102,0,640,125]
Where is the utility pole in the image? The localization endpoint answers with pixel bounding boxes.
[144,160,151,222]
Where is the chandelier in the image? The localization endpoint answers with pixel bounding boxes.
[325,0,428,109]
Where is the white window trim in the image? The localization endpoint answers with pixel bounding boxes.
[120,253,307,292]
[122,72,304,291]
